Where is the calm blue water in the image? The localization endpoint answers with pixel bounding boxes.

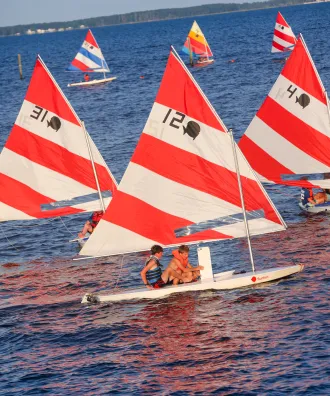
[1,4,330,394]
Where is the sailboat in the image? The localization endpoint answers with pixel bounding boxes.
[67,29,117,87]
[0,55,117,234]
[239,35,330,214]
[271,11,297,53]
[182,21,214,67]
[79,47,303,303]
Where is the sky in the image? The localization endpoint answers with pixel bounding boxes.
[1,0,251,27]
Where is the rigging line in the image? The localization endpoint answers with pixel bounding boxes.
[58,216,76,238]
[111,255,125,294]
[0,228,20,252]
[5,217,59,228]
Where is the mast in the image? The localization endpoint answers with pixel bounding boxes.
[82,121,106,213]
[188,37,194,67]
[229,128,256,273]
[204,39,209,62]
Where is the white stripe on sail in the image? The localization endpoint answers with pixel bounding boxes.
[15,100,106,165]
[273,35,294,50]
[0,148,99,201]
[82,40,104,60]
[80,212,283,257]
[145,102,254,179]
[271,47,283,54]
[80,221,159,257]
[75,52,104,70]
[274,24,295,39]
[0,202,35,221]
[213,218,285,238]
[245,117,330,175]
[119,162,243,220]
[268,74,330,137]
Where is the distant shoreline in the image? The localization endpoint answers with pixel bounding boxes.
[0,0,314,37]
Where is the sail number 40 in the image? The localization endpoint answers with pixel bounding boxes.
[163,109,186,129]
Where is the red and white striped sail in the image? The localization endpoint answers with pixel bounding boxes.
[272,12,296,53]
[239,35,330,189]
[0,56,117,222]
[80,49,286,258]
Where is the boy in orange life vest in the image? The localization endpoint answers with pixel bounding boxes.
[168,245,204,285]
[84,73,90,82]
[141,245,188,289]
[78,210,103,239]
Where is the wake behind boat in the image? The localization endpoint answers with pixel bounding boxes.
[79,47,303,303]
[182,21,214,68]
[67,29,117,87]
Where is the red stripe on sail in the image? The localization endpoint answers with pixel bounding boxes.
[85,30,99,48]
[188,36,212,56]
[25,59,80,126]
[274,30,296,46]
[281,38,326,104]
[104,190,232,244]
[155,52,223,131]
[132,133,282,224]
[71,58,95,72]
[239,135,315,187]
[0,173,83,219]
[5,125,117,194]
[272,41,288,52]
[276,12,289,28]
[258,97,330,168]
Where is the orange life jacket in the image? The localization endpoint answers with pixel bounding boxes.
[172,250,189,269]
[90,211,103,228]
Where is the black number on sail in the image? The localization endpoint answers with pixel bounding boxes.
[287,84,297,98]
[30,105,61,132]
[162,109,186,129]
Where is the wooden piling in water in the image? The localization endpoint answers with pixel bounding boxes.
[18,54,23,79]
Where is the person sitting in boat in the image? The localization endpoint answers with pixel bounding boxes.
[140,245,189,289]
[301,187,330,206]
[84,73,90,82]
[78,210,103,239]
[168,245,204,284]
[197,56,207,63]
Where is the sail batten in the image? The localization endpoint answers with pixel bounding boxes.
[80,49,285,257]
[240,36,330,188]
[272,12,296,53]
[67,29,110,73]
[0,56,117,221]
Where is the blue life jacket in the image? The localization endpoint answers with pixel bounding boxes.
[145,255,162,284]
[300,188,312,205]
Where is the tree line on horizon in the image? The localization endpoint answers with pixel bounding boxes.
[0,0,307,37]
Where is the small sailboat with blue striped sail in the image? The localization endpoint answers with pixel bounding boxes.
[182,21,214,68]
[67,29,116,87]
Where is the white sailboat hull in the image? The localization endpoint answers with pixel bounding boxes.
[299,202,330,214]
[81,264,304,303]
[68,77,117,87]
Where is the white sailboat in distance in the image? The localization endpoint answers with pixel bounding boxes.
[67,29,117,87]
[79,47,304,303]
